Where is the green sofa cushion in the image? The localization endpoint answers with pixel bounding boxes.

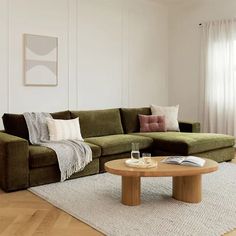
[2,110,71,141]
[30,159,99,187]
[2,113,29,141]
[85,134,153,156]
[29,142,101,168]
[51,110,71,120]
[134,132,235,155]
[120,107,151,134]
[71,109,124,138]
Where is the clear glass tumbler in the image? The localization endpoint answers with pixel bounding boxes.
[142,153,152,164]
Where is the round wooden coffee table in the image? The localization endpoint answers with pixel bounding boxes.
[105,157,218,206]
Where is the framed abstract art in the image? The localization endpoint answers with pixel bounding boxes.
[24,34,58,86]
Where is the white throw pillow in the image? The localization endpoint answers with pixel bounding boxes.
[150,104,180,131]
[46,117,84,141]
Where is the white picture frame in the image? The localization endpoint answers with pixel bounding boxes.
[24,34,58,86]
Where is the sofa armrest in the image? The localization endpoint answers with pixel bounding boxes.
[178,121,200,133]
[0,132,29,192]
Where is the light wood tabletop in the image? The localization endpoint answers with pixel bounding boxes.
[105,157,218,177]
[105,157,219,206]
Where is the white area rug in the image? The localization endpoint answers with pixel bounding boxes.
[29,163,236,236]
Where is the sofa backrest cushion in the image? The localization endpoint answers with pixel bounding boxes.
[2,110,71,141]
[120,107,151,133]
[70,108,124,138]
[51,110,71,120]
[2,113,29,140]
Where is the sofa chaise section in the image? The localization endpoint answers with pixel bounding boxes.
[120,107,235,163]
[134,132,235,162]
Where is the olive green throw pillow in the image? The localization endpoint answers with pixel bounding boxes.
[120,107,151,133]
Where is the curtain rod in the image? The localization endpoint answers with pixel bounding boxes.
[199,19,236,26]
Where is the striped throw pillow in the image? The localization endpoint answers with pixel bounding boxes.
[46,117,83,141]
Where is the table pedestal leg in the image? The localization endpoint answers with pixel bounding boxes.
[122,176,141,206]
[172,175,202,203]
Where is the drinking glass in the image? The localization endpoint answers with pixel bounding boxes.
[131,143,140,159]
[142,153,152,164]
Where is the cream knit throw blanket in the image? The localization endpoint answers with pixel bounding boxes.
[23,112,92,181]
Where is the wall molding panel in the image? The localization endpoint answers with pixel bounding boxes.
[0,0,9,128]
[68,0,78,110]
[0,0,168,128]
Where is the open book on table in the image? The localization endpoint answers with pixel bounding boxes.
[161,156,206,167]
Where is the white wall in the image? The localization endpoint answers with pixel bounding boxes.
[168,0,236,121]
[0,0,70,130]
[0,0,169,128]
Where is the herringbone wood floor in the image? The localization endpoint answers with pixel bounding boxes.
[0,157,236,236]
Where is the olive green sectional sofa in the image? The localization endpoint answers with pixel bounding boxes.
[0,108,235,192]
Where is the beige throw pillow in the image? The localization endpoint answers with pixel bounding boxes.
[46,117,84,141]
[150,104,180,131]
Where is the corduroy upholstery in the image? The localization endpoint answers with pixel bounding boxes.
[71,109,124,138]
[0,132,29,192]
[120,107,151,133]
[29,142,101,169]
[0,107,235,192]
[2,110,71,141]
[133,132,235,155]
[85,134,153,156]
[29,159,99,187]
[179,121,200,133]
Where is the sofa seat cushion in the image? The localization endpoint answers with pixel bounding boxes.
[133,132,235,155]
[29,142,101,169]
[85,134,153,156]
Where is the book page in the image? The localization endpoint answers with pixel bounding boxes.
[182,156,205,167]
[162,156,185,164]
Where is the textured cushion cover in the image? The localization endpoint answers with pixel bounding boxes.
[2,110,71,141]
[29,142,101,168]
[151,105,180,131]
[139,114,166,132]
[29,159,99,187]
[120,107,151,133]
[0,132,29,192]
[71,109,124,138]
[179,121,200,133]
[2,113,29,140]
[85,134,153,156]
[50,110,71,120]
[29,145,58,168]
[134,132,235,155]
[46,117,83,141]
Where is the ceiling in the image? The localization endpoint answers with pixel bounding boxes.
[155,0,198,5]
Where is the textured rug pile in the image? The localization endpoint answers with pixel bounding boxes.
[29,163,236,236]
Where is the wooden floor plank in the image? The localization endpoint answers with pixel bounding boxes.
[0,216,17,234]
[16,210,48,236]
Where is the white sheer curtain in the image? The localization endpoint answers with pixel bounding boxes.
[200,19,236,137]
